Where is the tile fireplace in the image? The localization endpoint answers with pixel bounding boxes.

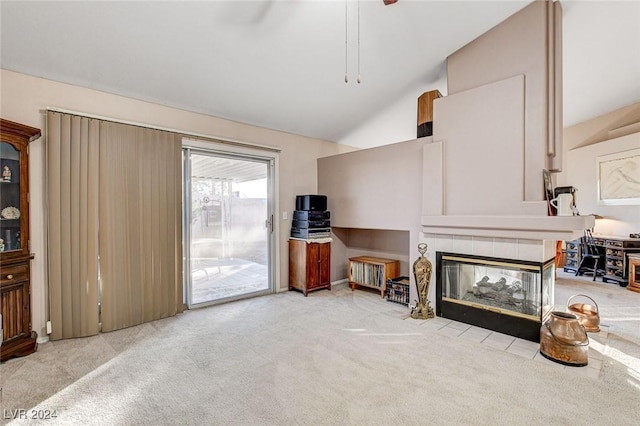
[435,252,555,342]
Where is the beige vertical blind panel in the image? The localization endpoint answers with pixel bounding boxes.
[99,122,183,332]
[47,111,100,339]
[47,111,183,337]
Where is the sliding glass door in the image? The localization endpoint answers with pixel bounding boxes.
[184,149,273,307]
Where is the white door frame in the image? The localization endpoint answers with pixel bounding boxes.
[182,137,279,308]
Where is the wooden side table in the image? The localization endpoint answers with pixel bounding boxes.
[628,254,640,293]
[289,238,331,296]
[348,256,399,297]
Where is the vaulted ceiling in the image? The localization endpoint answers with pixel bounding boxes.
[1,1,638,147]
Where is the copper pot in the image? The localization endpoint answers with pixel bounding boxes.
[567,294,600,333]
[539,311,589,367]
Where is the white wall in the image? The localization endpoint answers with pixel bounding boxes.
[560,132,640,237]
[558,102,640,237]
[563,102,640,151]
[446,0,562,186]
[432,75,546,217]
[318,138,426,304]
[337,77,447,149]
[0,69,356,341]
[331,227,411,284]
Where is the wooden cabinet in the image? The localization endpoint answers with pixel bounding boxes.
[628,254,640,293]
[563,239,581,273]
[1,118,40,362]
[564,235,640,287]
[603,238,640,286]
[289,239,331,296]
[349,256,399,297]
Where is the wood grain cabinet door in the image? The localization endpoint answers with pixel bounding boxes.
[1,278,30,342]
[306,243,320,289]
[319,242,331,287]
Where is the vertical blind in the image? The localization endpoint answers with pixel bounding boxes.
[47,111,183,339]
[47,113,100,339]
[98,121,183,332]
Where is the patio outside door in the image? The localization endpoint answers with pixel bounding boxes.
[184,149,273,307]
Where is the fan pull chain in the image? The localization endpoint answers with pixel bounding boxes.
[345,0,349,83]
[357,0,361,84]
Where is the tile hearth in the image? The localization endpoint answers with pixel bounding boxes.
[419,315,607,380]
[347,276,611,381]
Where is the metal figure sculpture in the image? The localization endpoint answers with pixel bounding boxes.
[411,243,435,319]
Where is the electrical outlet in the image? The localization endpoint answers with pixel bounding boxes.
[282,211,288,220]
[46,321,52,334]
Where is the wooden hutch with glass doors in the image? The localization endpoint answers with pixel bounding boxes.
[1,118,40,362]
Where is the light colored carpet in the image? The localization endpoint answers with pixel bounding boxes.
[555,270,640,390]
[1,277,639,425]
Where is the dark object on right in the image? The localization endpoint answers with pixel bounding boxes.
[417,121,433,138]
[386,276,410,306]
[293,210,330,220]
[554,186,576,198]
[417,90,441,138]
[295,195,327,211]
[575,230,604,281]
[292,219,330,229]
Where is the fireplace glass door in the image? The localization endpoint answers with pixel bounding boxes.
[436,252,555,342]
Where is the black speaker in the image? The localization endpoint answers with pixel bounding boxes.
[295,195,327,211]
[293,210,330,220]
[292,219,330,229]
[417,121,433,138]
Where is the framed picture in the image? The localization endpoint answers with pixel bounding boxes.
[597,148,640,205]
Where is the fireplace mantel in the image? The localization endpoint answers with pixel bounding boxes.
[421,215,595,240]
